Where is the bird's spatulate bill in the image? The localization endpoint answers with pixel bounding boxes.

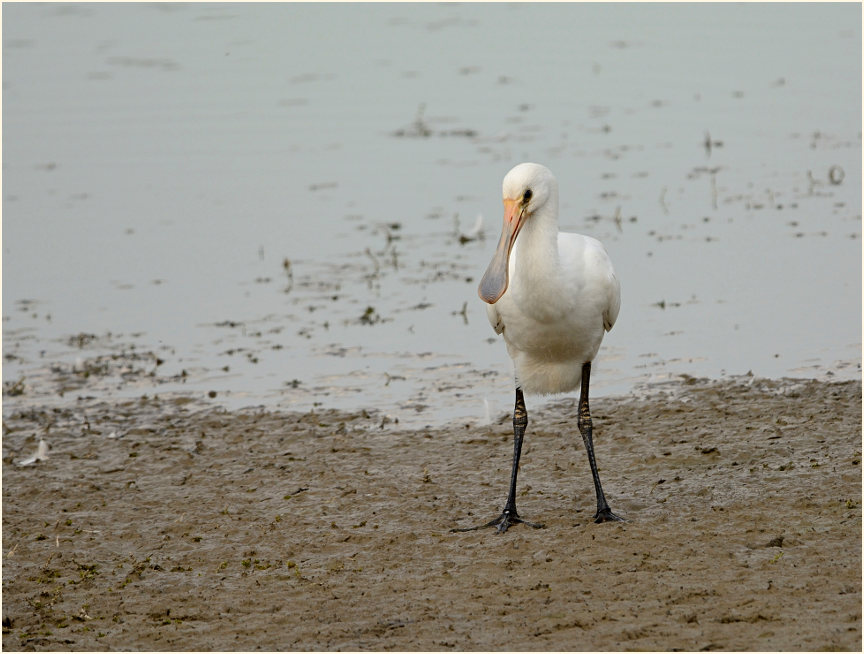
[478,231,512,303]
[478,200,523,304]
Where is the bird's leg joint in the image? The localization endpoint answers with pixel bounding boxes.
[513,388,528,430]
[577,409,592,434]
[513,410,528,430]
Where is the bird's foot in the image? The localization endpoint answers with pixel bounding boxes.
[593,507,625,523]
[451,509,545,534]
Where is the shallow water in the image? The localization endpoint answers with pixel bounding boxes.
[3,3,861,426]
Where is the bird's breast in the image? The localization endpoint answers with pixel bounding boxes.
[494,292,603,358]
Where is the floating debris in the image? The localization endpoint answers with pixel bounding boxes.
[4,377,26,397]
[18,439,49,466]
[457,214,484,244]
[283,258,294,294]
[106,55,179,71]
[309,181,338,192]
[358,306,383,325]
[392,103,432,138]
[703,130,724,156]
[828,165,844,185]
[392,103,477,138]
[451,301,469,325]
[67,332,99,348]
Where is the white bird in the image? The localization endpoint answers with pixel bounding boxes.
[454,162,622,533]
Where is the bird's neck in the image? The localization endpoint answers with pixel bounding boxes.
[511,206,560,292]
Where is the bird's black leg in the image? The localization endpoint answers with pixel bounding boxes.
[452,388,545,534]
[578,362,624,523]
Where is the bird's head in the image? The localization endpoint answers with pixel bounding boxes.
[478,163,558,304]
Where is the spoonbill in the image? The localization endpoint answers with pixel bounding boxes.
[454,162,622,533]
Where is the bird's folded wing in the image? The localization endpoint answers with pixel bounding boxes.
[486,302,505,335]
[604,271,621,332]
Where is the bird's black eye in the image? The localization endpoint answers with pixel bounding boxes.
[523,189,532,203]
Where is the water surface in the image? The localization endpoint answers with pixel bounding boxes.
[3,3,861,426]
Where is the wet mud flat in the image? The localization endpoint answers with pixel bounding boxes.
[2,376,860,651]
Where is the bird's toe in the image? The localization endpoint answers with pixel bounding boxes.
[593,507,625,523]
[451,510,545,534]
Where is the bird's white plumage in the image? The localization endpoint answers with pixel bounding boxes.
[483,163,620,395]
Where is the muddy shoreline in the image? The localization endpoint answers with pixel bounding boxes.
[2,376,861,651]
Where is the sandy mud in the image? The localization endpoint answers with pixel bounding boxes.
[2,376,861,651]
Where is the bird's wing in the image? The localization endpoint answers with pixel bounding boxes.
[486,301,504,334]
[563,233,620,333]
[603,271,621,332]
